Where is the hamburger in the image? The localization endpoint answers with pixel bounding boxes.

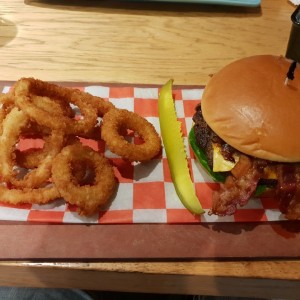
[189,55,300,220]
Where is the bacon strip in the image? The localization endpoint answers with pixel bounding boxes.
[210,155,263,216]
[276,164,300,220]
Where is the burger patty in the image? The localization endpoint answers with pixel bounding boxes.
[193,103,277,184]
[192,103,236,169]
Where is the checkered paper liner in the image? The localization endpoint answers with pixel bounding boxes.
[0,83,287,224]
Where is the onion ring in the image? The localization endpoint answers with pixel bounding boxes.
[0,107,64,188]
[51,143,117,216]
[0,93,14,108]
[31,95,75,119]
[101,108,161,161]
[16,134,79,170]
[0,93,15,134]
[84,92,115,117]
[0,184,60,206]
[12,78,98,135]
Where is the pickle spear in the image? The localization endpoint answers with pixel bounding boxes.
[158,79,204,215]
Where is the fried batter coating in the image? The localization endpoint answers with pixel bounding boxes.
[12,78,98,135]
[101,108,161,162]
[0,107,65,188]
[52,143,117,216]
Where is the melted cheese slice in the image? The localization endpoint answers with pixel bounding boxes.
[212,143,239,172]
[262,166,277,179]
[212,143,277,180]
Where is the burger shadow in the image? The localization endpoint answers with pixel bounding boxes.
[270,220,300,239]
[207,219,300,239]
[204,205,264,234]
[207,221,258,235]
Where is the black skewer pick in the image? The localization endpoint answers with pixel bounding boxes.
[285,5,300,84]
[286,60,297,81]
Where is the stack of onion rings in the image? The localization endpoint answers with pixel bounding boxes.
[0,77,161,216]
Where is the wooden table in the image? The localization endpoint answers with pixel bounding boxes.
[0,0,299,298]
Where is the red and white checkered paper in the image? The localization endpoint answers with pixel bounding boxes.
[0,83,287,224]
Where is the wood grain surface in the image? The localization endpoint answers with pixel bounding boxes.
[0,0,299,298]
[0,0,293,85]
[0,260,299,298]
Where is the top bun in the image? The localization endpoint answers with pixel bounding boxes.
[201,55,300,162]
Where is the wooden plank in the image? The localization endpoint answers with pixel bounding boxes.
[0,262,299,298]
[0,0,293,85]
[0,223,299,260]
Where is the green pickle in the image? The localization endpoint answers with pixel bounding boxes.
[158,79,204,215]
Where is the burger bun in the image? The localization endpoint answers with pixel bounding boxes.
[201,55,300,163]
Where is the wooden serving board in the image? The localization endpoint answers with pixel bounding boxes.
[0,222,299,260]
[0,81,299,260]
